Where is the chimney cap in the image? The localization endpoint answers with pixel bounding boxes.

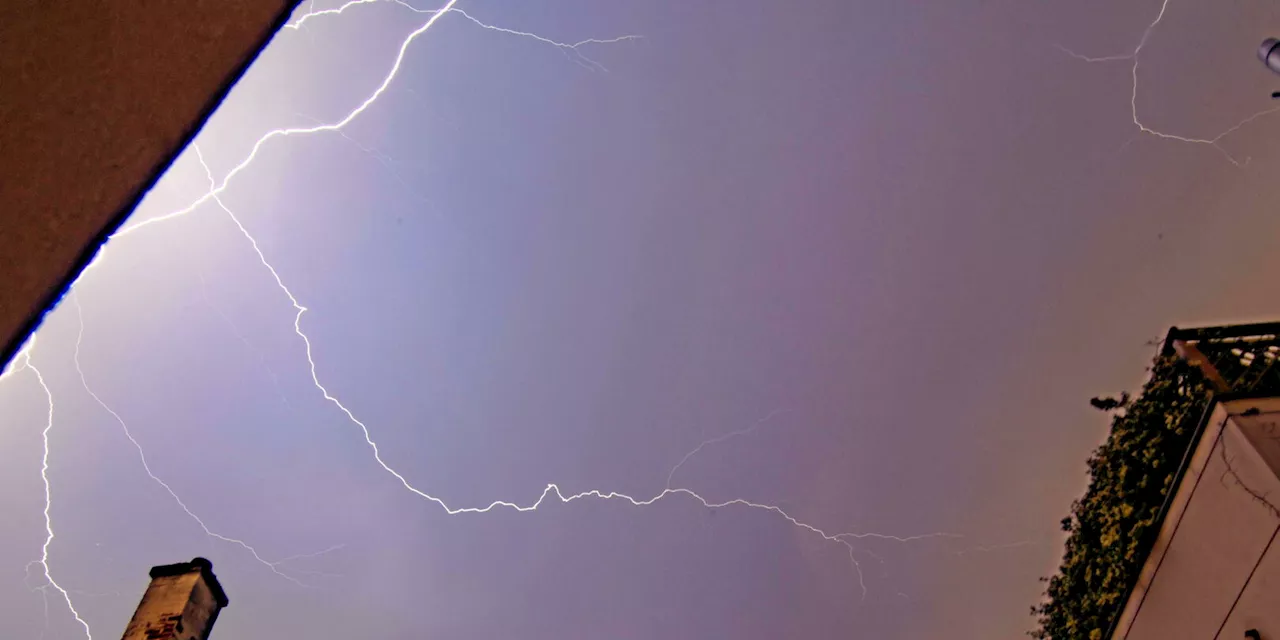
[148,558,228,608]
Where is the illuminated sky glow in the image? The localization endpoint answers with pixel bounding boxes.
[3,1,1280,638]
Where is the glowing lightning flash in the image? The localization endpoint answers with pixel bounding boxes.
[11,341,94,640]
[1058,0,1280,166]
[8,2,958,631]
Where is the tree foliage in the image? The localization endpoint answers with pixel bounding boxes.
[1030,356,1211,639]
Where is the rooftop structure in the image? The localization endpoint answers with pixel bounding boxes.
[1035,322,1280,639]
[120,558,228,640]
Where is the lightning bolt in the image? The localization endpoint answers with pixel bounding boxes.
[287,0,642,72]
[70,294,330,588]
[21,573,124,640]
[389,2,643,72]
[666,409,785,489]
[10,340,94,640]
[1058,0,1280,166]
[266,544,349,580]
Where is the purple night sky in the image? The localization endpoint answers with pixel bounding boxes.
[4,1,1280,637]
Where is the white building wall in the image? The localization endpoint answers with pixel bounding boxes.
[1113,398,1280,640]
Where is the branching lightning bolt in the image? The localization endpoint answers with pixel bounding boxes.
[1058,0,1280,166]
[11,341,94,640]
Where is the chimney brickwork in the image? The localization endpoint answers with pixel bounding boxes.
[120,558,228,640]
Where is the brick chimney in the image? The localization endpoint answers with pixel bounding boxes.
[120,558,228,640]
